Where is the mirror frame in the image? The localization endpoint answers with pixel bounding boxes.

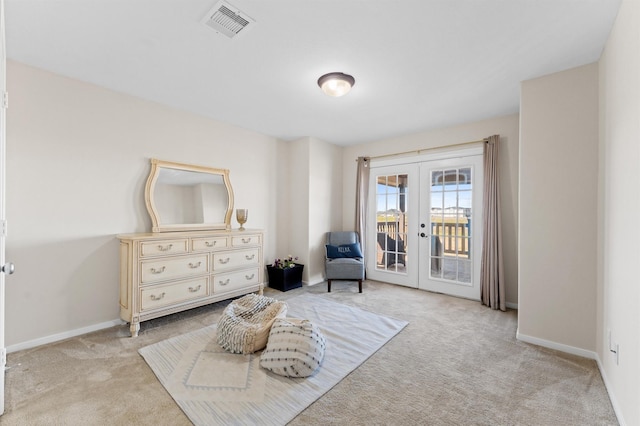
[145,158,234,232]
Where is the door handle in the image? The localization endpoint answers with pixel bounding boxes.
[2,262,15,275]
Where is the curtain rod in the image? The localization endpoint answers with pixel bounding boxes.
[357,138,487,162]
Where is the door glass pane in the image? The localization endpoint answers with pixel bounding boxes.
[375,173,408,274]
[460,167,471,185]
[444,169,458,186]
[458,260,471,283]
[430,190,443,209]
[377,194,386,215]
[430,234,443,277]
[442,258,457,280]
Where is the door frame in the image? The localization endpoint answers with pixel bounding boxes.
[0,0,7,414]
[366,146,483,296]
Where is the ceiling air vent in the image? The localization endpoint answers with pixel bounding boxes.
[203,1,255,39]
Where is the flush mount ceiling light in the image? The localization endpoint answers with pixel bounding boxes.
[317,72,355,97]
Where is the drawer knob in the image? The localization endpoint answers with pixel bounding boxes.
[219,279,230,286]
[150,266,166,274]
[188,261,202,269]
[218,258,230,265]
[150,292,166,301]
[205,241,217,247]
[188,285,202,293]
[245,254,255,260]
[241,238,252,244]
[245,273,255,280]
[158,244,173,252]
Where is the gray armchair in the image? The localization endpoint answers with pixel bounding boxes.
[325,231,365,293]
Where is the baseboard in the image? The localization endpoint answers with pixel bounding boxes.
[595,355,627,426]
[6,319,125,354]
[505,301,518,310]
[515,330,597,359]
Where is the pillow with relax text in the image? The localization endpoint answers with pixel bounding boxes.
[326,243,363,259]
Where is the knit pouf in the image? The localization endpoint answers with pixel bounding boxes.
[217,294,288,354]
[260,317,326,378]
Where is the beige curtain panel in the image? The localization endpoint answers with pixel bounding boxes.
[355,157,370,259]
[480,135,506,311]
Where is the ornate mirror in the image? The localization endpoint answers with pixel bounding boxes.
[145,159,234,232]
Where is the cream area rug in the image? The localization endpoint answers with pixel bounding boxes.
[139,294,408,425]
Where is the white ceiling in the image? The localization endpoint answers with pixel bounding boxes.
[4,0,621,146]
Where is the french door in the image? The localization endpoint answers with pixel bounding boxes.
[366,164,419,287]
[418,155,483,300]
[367,149,483,300]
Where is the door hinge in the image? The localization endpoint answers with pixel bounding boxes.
[2,91,8,109]
[1,348,6,366]
[1,220,6,237]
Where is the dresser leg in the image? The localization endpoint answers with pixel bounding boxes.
[130,322,140,337]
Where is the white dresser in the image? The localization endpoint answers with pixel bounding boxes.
[118,229,264,336]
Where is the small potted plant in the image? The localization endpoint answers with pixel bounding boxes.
[266,255,304,292]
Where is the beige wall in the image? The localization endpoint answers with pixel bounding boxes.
[308,138,343,285]
[341,114,520,305]
[598,0,640,423]
[286,138,310,280]
[274,138,291,258]
[285,137,343,285]
[518,63,599,352]
[5,61,283,347]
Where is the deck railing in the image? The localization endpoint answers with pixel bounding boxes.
[430,222,470,258]
[376,219,470,259]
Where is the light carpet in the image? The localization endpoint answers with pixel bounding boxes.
[138,294,408,425]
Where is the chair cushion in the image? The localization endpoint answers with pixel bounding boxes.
[325,243,363,259]
[325,257,365,279]
[260,318,326,378]
[217,294,288,354]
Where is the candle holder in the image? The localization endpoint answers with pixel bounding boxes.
[236,209,248,231]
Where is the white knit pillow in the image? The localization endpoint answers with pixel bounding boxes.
[217,294,288,354]
[260,318,326,378]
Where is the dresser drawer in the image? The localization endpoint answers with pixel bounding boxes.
[140,239,188,257]
[212,248,260,271]
[192,236,229,252]
[213,267,260,293]
[141,254,209,283]
[140,277,208,311]
[232,234,261,247]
